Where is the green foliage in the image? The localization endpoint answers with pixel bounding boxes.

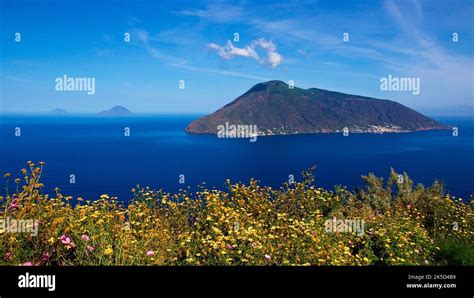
[434,239,474,265]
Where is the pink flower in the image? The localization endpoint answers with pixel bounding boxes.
[21,262,33,266]
[4,252,12,261]
[41,252,50,261]
[87,245,94,252]
[9,198,19,209]
[264,254,271,260]
[60,235,71,245]
[81,234,90,242]
[146,250,155,256]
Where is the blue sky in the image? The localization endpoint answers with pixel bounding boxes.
[0,0,473,115]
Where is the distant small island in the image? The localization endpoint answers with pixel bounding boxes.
[49,108,69,115]
[98,105,132,116]
[186,80,449,135]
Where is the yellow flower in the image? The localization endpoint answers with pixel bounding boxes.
[104,247,113,255]
[212,226,222,234]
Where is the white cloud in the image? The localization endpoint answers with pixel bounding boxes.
[208,38,284,68]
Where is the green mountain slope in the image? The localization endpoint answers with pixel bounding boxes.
[186,80,448,135]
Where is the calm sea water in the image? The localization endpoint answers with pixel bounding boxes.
[0,115,473,201]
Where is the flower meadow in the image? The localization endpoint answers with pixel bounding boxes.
[0,162,472,266]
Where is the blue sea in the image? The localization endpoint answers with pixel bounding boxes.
[0,115,473,201]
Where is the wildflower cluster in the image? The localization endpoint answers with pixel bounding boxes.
[0,163,472,266]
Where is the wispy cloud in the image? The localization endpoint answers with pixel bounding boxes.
[377,0,474,108]
[383,0,472,66]
[11,59,48,68]
[174,2,244,23]
[208,38,284,68]
[172,63,272,81]
[1,75,32,83]
[135,29,150,43]
[130,28,187,64]
[410,0,424,20]
[297,49,310,58]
